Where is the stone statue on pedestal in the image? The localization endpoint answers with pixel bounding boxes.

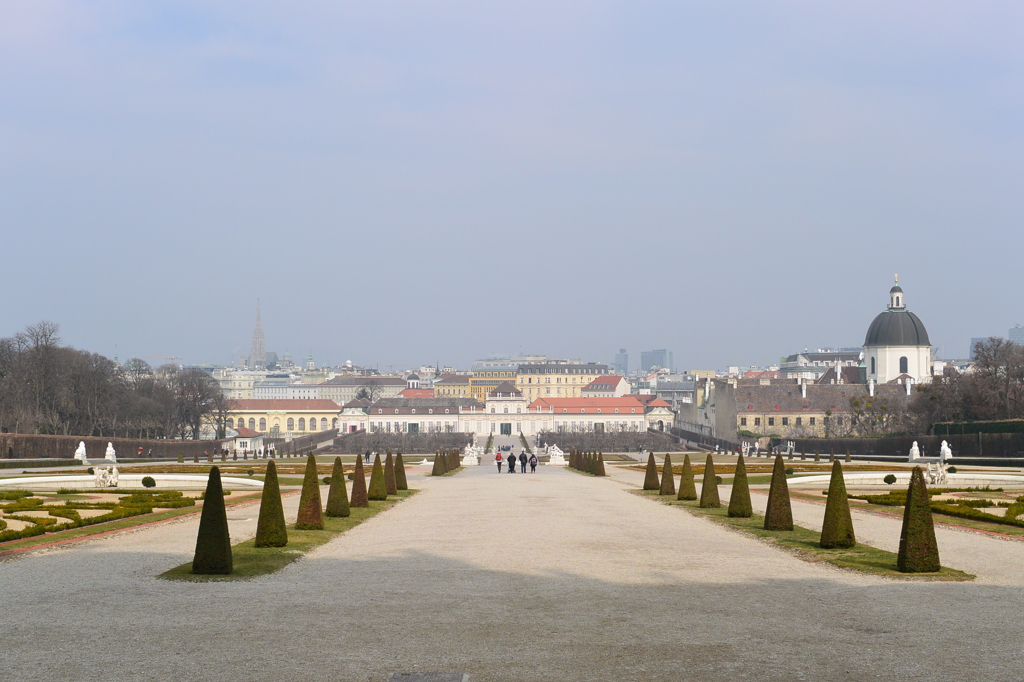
[909,441,920,461]
[105,442,117,463]
[74,441,88,464]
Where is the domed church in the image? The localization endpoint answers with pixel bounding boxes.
[863,279,932,384]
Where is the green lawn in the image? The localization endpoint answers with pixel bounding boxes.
[0,493,263,555]
[159,489,417,582]
[633,490,973,581]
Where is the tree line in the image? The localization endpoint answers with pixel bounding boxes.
[0,322,226,439]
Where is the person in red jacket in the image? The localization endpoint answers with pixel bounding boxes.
[495,452,503,473]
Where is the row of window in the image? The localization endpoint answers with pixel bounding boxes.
[227,417,336,432]
[741,416,817,427]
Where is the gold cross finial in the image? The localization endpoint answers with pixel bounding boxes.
[895,273,898,284]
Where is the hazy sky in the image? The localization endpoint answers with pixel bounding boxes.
[2,2,1022,371]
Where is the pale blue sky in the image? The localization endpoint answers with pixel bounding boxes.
[2,2,1022,370]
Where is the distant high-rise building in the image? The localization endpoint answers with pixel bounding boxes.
[970,337,988,360]
[614,349,628,375]
[248,300,266,369]
[640,349,673,373]
[1011,325,1024,345]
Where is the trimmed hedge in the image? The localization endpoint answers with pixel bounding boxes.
[295,454,325,530]
[191,467,233,575]
[325,457,351,518]
[255,460,288,547]
[727,454,752,518]
[659,454,676,496]
[763,455,793,531]
[699,454,720,508]
[677,454,698,501]
[898,467,940,573]
[820,461,855,549]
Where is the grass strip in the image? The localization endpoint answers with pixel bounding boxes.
[632,489,973,581]
[0,493,264,556]
[435,467,464,477]
[159,489,417,582]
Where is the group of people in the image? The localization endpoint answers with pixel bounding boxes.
[496,451,538,473]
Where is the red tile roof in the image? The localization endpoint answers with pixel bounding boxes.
[398,388,435,398]
[527,397,647,414]
[229,399,340,411]
[232,427,263,438]
[583,375,627,389]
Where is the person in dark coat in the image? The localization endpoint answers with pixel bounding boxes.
[529,454,538,472]
[519,452,527,473]
[507,452,516,473]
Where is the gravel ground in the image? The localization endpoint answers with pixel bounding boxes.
[1,463,1023,681]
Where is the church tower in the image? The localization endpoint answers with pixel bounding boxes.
[863,278,932,384]
[249,300,267,369]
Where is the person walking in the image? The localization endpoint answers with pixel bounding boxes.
[496,452,503,473]
[364,450,371,463]
[529,454,538,472]
[507,452,516,473]
[519,451,527,473]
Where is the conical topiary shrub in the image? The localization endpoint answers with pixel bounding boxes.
[897,467,940,572]
[727,454,752,518]
[699,454,720,508]
[350,454,369,507]
[595,452,606,477]
[325,457,351,518]
[643,453,660,490]
[820,460,855,548]
[368,453,388,501]
[814,449,820,462]
[384,452,398,495]
[845,451,851,463]
[295,454,324,530]
[678,454,698,501]
[431,452,443,476]
[395,452,408,490]
[255,460,287,547]
[192,467,232,574]
[763,455,794,531]
[659,453,676,496]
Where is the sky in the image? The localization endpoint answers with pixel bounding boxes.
[2,2,1022,371]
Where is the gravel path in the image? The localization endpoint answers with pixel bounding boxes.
[1,463,1022,681]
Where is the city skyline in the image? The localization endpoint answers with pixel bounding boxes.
[2,5,1022,370]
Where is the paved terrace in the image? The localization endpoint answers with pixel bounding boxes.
[1,462,1022,681]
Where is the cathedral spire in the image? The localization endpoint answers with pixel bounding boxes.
[249,299,266,369]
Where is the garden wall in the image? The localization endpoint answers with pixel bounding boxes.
[327,431,472,455]
[791,432,1024,460]
[0,433,223,460]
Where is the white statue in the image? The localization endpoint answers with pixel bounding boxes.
[940,440,952,461]
[104,442,117,463]
[548,444,566,466]
[94,467,105,487]
[110,467,119,487]
[909,441,920,461]
[74,441,88,464]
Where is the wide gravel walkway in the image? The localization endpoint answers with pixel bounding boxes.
[2,463,1022,681]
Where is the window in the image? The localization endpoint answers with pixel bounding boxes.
[378,409,383,414]
[768,417,775,426]
[614,408,619,414]
[900,356,908,374]
[259,418,266,431]
[810,417,816,426]
[740,417,747,426]
[298,418,305,431]
[287,418,294,430]
[226,418,234,428]
[445,409,450,414]
[411,409,416,414]
[796,417,802,426]
[428,409,433,414]
[870,357,876,375]
[754,418,761,426]
[395,409,400,414]
[631,408,636,413]
[321,418,328,430]
[782,417,789,426]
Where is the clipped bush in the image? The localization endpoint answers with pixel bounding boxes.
[350,455,369,507]
[594,452,607,477]
[295,454,325,530]
[785,467,794,475]
[677,454,698,501]
[395,453,408,490]
[87,467,95,475]
[177,453,184,464]
[247,469,255,477]
[367,453,388,501]
[643,453,660,491]
[659,453,676,495]
[884,474,897,485]
[820,460,856,549]
[325,457,351,518]
[431,452,444,477]
[323,477,331,485]
[385,452,398,495]
[191,467,232,575]
[141,476,156,488]
[255,460,287,548]
[763,455,794,531]
[727,454,752,518]
[898,467,941,573]
[947,466,958,473]
[699,454,720,508]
